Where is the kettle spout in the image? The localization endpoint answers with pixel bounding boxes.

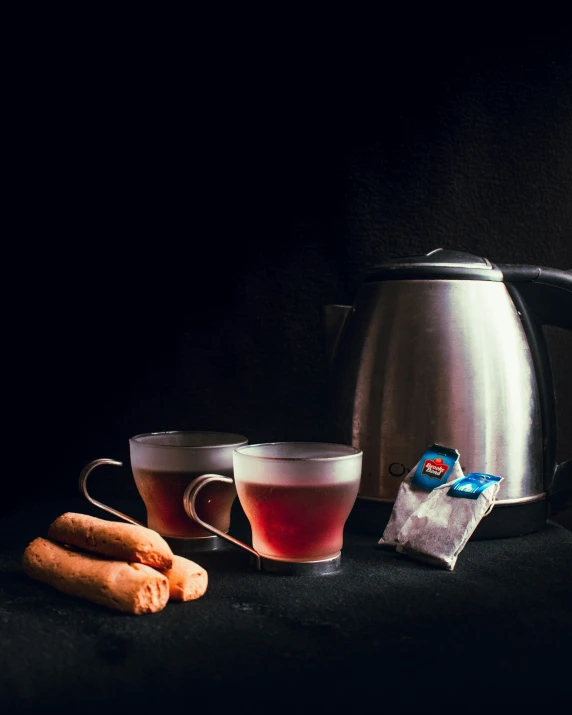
[322,304,352,368]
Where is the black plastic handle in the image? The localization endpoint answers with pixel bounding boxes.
[498,263,572,510]
[498,264,572,330]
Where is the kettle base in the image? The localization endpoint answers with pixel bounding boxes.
[346,497,549,540]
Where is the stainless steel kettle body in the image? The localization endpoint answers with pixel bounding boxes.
[325,249,572,538]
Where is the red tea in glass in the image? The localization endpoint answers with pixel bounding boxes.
[80,431,248,548]
[237,480,359,560]
[133,467,236,538]
[184,442,362,573]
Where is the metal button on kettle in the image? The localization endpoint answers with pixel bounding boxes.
[323,248,572,538]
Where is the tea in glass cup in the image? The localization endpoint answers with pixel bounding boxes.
[80,431,248,551]
[184,442,362,574]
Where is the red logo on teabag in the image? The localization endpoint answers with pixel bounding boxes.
[421,457,449,480]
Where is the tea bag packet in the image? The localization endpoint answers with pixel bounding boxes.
[378,444,462,549]
[396,473,503,570]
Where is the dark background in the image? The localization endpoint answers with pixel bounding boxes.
[5,26,572,516]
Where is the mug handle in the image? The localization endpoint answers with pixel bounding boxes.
[79,458,144,527]
[183,475,261,569]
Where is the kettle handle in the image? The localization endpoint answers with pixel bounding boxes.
[497,265,572,330]
[498,263,572,506]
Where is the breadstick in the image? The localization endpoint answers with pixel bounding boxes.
[164,555,208,602]
[48,512,173,570]
[22,538,169,615]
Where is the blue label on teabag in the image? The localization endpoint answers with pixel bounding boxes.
[447,473,503,499]
[411,444,460,491]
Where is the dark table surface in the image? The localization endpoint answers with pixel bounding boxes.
[1,497,572,713]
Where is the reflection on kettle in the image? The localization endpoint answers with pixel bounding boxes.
[324,248,572,539]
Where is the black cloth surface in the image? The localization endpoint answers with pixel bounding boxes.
[1,498,572,713]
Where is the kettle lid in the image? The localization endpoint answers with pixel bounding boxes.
[366,248,503,282]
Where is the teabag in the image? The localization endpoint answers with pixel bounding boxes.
[378,445,462,549]
[396,473,503,571]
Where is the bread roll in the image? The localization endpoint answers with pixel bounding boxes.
[23,537,169,614]
[164,555,208,602]
[48,512,173,570]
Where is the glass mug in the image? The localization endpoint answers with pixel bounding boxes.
[183,442,362,574]
[79,431,248,551]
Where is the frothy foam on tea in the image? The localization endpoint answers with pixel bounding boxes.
[237,443,359,461]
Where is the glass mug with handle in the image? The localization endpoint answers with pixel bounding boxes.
[80,431,248,551]
[183,442,362,574]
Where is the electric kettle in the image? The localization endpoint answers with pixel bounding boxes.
[324,248,572,538]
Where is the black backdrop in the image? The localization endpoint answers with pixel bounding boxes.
[6,32,572,515]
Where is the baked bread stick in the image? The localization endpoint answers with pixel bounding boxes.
[164,555,208,602]
[23,537,169,615]
[48,512,173,571]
